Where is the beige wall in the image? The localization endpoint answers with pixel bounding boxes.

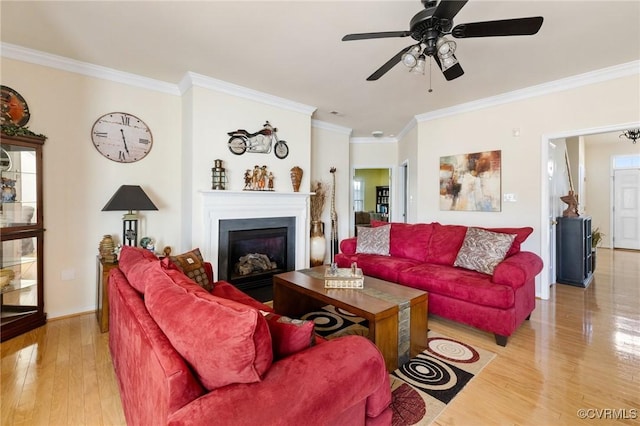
[2,58,183,317]
[411,74,639,297]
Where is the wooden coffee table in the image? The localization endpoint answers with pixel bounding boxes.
[273,266,428,371]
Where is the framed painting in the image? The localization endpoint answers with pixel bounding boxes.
[439,150,502,211]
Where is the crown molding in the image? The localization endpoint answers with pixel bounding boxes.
[416,60,640,123]
[311,119,352,136]
[395,117,417,141]
[1,42,180,95]
[179,72,316,116]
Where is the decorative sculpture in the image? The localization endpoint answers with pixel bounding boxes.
[560,190,579,217]
[329,167,339,263]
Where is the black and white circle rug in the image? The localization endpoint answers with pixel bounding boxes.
[300,306,495,426]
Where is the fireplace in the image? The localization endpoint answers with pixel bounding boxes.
[219,217,295,301]
[198,190,311,300]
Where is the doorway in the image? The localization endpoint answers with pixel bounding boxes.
[541,122,640,300]
[352,168,391,235]
[613,166,640,250]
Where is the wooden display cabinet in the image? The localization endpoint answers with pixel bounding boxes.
[1,133,46,341]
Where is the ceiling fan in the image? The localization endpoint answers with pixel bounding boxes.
[342,0,543,81]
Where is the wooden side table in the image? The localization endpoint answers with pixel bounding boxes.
[96,256,118,333]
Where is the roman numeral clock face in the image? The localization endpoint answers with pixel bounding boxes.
[91,112,153,163]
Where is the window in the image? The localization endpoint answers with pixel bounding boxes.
[613,154,640,169]
[353,178,364,211]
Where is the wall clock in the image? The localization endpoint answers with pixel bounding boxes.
[91,112,153,163]
[1,85,30,127]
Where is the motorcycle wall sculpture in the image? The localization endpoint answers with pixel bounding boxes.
[227,121,289,159]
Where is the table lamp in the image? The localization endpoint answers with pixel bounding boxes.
[102,185,158,246]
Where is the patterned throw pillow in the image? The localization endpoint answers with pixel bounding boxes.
[454,227,516,275]
[168,248,212,291]
[356,224,391,256]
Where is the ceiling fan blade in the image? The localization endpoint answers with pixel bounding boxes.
[433,0,469,21]
[366,46,413,81]
[433,55,465,81]
[452,16,543,38]
[342,31,412,41]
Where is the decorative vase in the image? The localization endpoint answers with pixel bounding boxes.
[310,220,326,267]
[290,166,303,192]
[99,234,116,263]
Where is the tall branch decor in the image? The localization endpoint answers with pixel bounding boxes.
[329,167,338,263]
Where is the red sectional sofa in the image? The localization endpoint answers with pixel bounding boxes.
[335,221,543,346]
[109,246,392,426]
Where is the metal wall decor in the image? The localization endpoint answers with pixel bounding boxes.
[227,121,289,159]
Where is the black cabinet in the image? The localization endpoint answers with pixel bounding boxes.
[556,216,593,288]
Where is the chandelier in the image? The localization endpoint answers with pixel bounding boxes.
[620,129,640,144]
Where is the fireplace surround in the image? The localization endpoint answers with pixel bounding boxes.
[199,190,312,298]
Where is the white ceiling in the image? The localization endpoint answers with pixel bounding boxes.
[2,0,639,138]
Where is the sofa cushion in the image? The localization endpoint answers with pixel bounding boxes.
[388,222,435,261]
[454,227,516,275]
[117,246,159,293]
[261,312,315,359]
[483,227,533,257]
[356,224,391,256]
[211,280,274,312]
[164,248,212,291]
[425,223,468,266]
[352,254,422,283]
[144,263,273,391]
[398,263,515,309]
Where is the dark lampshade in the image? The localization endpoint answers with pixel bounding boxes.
[102,185,158,213]
[102,185,158,247]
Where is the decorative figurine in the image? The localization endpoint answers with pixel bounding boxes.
[243,164,275,191]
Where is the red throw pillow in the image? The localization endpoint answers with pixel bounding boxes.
[261,312,315,359]
[144,264,273,391]
[483,227,533,257]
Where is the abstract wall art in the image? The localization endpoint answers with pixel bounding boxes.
[439,150,502,212]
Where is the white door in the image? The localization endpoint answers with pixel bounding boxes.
[614,169,640,249]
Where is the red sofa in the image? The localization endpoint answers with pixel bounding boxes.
[335,221,543,346]
[109,246,392,426]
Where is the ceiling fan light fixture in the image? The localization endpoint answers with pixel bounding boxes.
[436,38,456,55]
[436,37,458,71]
[401,45,421,68]
[411,55,426,75]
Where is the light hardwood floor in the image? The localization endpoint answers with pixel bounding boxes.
[2,248,638,425]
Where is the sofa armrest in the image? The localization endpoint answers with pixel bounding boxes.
[340,237,358,255]
[167,336,391,425]
[492,251,543,289]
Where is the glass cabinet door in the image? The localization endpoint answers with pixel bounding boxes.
[1,133,46,341]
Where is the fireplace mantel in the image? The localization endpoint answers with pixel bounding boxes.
[199,190,311,276]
